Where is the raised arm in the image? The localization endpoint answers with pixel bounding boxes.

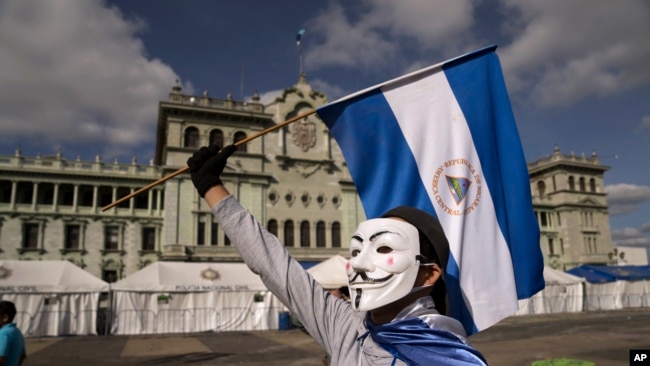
[187,145,361,355]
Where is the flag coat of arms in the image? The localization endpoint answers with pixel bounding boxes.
[316,45,544,335]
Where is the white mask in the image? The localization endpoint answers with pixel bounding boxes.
[347,218,421,311]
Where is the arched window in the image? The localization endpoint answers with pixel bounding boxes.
[568,176,575,191]
[589,178,596,193]
[331,222,341,248]
[300,220,310,247]
[284,220,294,247]
[234,131,247,152]
[316,221,326,248]
[537,181,546,198]
[267,219,278,236]
[579,177,586,192]
[210,129,224,147]
[184,127,199,148]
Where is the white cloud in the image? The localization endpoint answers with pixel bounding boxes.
[304,0,475,72]
[641,222,650,233]
[605,184,650,216]
[499,0,650,106]
[303,2,397,70]
[303,1,650,110]
[611,227,650,246]
[358,0,474,50]
[310,78,347,102]
[641,116,650,129]
[0,0,178,157]
[252,89,283,106]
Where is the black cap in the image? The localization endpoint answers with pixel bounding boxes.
[381,206,450,315]
[380,206,450,271]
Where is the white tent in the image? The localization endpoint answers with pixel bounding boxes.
[0,260,109,337]
[110,262,283,335]
[307,255,349,289]
[515,266,585,316]
[566,264,650,311]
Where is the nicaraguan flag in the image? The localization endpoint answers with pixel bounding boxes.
[316,45,544,335]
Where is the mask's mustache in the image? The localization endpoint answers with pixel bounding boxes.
[350,272,393,284]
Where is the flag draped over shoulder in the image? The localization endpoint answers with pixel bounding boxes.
[316,45,544,335]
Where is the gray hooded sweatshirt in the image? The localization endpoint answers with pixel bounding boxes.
[212,195,481,366]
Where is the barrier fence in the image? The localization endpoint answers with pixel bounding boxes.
[15,310,103,338]
[12,290,650,338]
[584,293,650,311]
[109,306,285,335]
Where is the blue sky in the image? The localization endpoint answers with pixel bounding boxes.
[1,0,649,256]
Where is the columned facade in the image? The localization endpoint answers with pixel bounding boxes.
[0,150,164,281]
[154,75,358,265]
[528,146,615,270]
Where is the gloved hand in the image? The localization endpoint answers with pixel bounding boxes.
[187,144,236,197]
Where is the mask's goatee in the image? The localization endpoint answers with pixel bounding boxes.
[355,288,362,309]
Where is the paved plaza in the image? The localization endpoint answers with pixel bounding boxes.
[23,309,650,365]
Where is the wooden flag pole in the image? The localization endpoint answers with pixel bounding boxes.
[101,109,317,212]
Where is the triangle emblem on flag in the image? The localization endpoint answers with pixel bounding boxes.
[446,175,472,205]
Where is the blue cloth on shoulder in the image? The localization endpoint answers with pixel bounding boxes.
[366,317,488,365]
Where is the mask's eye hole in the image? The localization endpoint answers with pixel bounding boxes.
[351,249,360,257]
[376,246,393,254]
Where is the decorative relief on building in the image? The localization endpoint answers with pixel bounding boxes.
[200,267,220,281]
[0,266,12,280]
[300,192,311,207]
[291,118,317,152]
[268,189,280,206]
[284,191,295,207]
[294,161,321,178]
[316,193,327,209]
[331,195,342,208]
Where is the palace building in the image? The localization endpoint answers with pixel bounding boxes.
[528,146,614,269]
[0,75,615,282]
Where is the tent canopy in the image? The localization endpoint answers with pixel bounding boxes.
[0,260,108,293]
[566,264,650,283]
[110,262,267,292]
[543,266,585,285]
[307,255,349,289]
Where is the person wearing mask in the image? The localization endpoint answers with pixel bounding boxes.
[188,144,487,365]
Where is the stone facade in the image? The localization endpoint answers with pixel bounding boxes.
[0,76,614,282]
[0,150,164,281]
[528,146,615,270]
[155,75,360,265]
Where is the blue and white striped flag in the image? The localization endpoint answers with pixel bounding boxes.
[316,45,544,335]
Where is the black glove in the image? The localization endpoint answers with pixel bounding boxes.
[187,144,236,197]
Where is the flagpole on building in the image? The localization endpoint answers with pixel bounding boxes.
[296,29,306,75]
[299,44,304,75]
[101,109,316,212]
